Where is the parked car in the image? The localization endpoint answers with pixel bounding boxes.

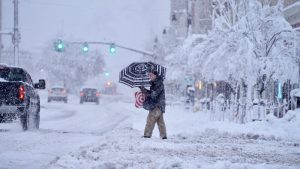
[48,86,68,103]
[80,88,100,104]
[0,64,45,130]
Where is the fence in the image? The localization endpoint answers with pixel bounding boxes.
[196,99,289,123]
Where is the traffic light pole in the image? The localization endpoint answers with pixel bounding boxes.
[13,0,20,66]
[0,0,2,62]
[0,0,20,65]
[71,41,154,57]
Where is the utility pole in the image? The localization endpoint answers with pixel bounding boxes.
[13,0,20,66]
[0,0,2,62]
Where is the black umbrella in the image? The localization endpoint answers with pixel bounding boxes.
[119,62,166,88]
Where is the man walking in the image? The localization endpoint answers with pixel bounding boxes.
[140,70,167,139]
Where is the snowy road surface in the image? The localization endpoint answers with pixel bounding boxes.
[0,91,300,169]
[0,92,129,169]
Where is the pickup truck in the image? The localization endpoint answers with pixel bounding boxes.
[0,64,45,130]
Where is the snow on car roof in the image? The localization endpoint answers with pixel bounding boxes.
[0,78,8,82]
[80,86,98,90]
[0,63,27,70]
[80,88,98,91]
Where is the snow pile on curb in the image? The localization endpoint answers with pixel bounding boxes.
[47,127,300,169]
[46,100,300,169]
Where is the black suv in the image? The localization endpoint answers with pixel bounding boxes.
[0,65,45,130]
[80,88,100,104]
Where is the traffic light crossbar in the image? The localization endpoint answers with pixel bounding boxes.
[54,40,154,57]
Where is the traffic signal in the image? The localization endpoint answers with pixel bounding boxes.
[82,43,89,53]
[104,72,110,77]
[109,43,116,54]
[54,39,65,52]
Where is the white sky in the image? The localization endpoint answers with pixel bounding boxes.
[2,0,170,88]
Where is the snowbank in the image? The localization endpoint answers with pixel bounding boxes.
[47,101,300,169]
[48,127,300,169]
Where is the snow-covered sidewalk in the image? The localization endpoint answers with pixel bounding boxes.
[47,101,300,169]
[47,128,300,169]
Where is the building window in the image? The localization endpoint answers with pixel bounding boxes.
[188,14,192,26]
[172,14,177,21]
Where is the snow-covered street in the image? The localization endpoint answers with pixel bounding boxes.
[1,0,300,169]
[0,91,130,169]
[1,91,299,169]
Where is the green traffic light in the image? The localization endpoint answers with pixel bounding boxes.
[54,39,65,52]
[83,46,88,52]
[82,43,89,53]
[109,43,116,54]
[57,43,63,49]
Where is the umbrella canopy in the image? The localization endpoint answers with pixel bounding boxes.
[119,62,166,88]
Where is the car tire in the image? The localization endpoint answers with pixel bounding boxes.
[48,98,51,103]
[20,108,29,131]
[34,100,40,129]
[0,114,4,123]
[0,114,11,123]
[20,101,40,131]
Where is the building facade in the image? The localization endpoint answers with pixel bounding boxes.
[190,0,213,34]
[170,0,189,39]
[169,0,213,45]
[283,0,300,28]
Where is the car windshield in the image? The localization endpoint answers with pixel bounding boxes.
[0,67,26,82]
[83,88,97,92]
[51,88,64,92]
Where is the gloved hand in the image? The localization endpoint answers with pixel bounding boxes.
[139,86,146,92]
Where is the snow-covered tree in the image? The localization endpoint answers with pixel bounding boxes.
[164,0,298,122]
[167,0,297,88]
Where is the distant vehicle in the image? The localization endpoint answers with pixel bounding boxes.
[80,88,100,104]
[102,81,117,94]
[0,64,45,130]
[48,86,68,103]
